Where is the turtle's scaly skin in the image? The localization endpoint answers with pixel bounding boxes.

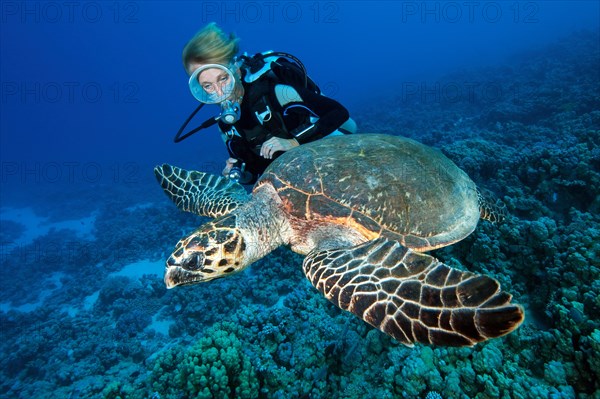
[155,165,250,218]
[304,237,521,346]
[477,189,508,223]
[155,134,524,347]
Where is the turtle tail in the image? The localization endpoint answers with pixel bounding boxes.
[477,188,507,223]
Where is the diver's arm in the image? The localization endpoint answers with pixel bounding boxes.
[280,85,350,144]
[275,85,350,144]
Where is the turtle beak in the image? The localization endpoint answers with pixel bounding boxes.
[164,265,204,288]
[164,253,215,288]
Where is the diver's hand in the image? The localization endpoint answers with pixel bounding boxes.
[260,137,299,159]
[222,158,238,177]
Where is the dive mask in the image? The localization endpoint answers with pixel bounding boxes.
[188,63,238,104]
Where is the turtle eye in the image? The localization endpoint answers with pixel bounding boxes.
[181,253,205,271]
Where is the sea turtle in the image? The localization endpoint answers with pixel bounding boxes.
[154,134,524,346]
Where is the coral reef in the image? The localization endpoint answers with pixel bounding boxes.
[1,30,599,399]
[149,322,259,398]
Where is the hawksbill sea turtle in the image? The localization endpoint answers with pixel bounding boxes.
[154,134,524,346]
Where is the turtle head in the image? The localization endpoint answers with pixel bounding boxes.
[164,216,247,288]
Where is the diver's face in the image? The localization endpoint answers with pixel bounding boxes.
[187,62,237,102]
[198,67,233,99]
[187,62,234,98]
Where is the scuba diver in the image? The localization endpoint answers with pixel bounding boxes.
[177,22,357,184]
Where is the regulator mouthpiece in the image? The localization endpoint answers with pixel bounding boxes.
[219,100,241,124]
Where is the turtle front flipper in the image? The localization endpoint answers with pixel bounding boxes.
[302,237,524,347]
[154,164,250,218]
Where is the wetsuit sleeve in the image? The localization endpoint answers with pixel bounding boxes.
[288,87,350,144]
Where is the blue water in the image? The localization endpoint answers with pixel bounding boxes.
[1,2,599,398]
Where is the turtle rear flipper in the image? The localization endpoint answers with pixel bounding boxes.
[154,164,251,218]
[302,237,524,347]
[477,188,507,223]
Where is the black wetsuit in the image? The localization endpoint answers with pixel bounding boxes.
[219,67,350,183]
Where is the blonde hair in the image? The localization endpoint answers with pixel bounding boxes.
[182,22,240,70]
